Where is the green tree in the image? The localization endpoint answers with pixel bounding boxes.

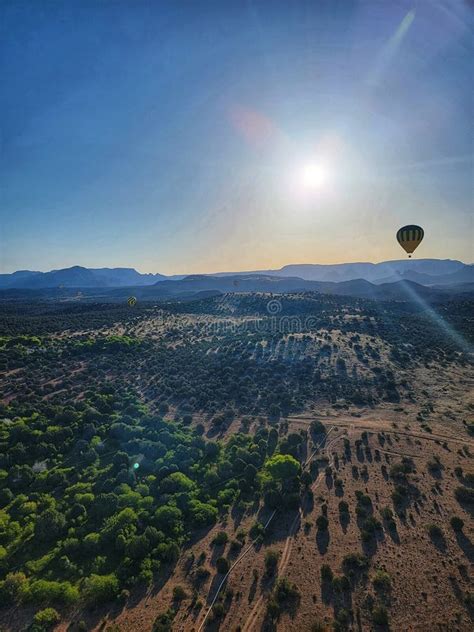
[154,505,183,537]
[82,574,119,605]
[32,607,61,630]
[264,454,300,482]
[188,500,218,527]
[34,509,66,542]
[0,572,28,604]
[25,580,79,605]
[160,472,196,494]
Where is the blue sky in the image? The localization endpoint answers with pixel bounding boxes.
[1,0,472,274]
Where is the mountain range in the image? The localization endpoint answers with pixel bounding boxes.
[0,263,473,305]
[0,259,472,290]
[0,267,166,289]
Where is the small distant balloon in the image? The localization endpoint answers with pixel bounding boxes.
[127,296,137,307]
[396,225,424,258]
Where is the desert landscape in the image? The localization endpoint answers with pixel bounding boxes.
[1,2,473,630]
[0,291,472,631]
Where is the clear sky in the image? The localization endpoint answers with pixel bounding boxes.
[0,0,472,274]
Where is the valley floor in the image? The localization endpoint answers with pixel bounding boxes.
[40,406,473,632]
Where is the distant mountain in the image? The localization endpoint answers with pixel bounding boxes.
[88,268,167,287]
[373,266,474,286]
[212,259,470,285]
[0,270,43,288]
[0,266,166,289]
[0,260,471,290]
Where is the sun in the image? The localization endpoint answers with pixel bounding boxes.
[286,156,335,200]
[298,161,332,190]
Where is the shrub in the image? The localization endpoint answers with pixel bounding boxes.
[342,553,369,573]
[338,501,349,515]
[334,607,350,627]
[465,472,474,485]
[249,521,265,540]
[264,550,279,576]
[450,516,464,532]
[362,516,382,534]
[391,486,406,507]
[427,458,442,474]
[212,531,228,546]
[24,580,79,605]
[269,578,300,615]
[316,515,329,531]
[82,574,119,605]
[464,592,474,608]
[172,585,187,601]
[216,557,229,574]
[310,420,326,436]
[372,604,389,625]
[455,486,474,505]
[211,602,226,619]
[320,564,333,582]
[230,539,242,552]
[193,567,210,584]
[332,575,350,593]
[153,609,175,632]
[372,570,391,590]
[32,608,61,629]
[0,572,28,604]
[427,524,443,540]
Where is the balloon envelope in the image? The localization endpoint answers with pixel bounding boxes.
[396,225,424,257]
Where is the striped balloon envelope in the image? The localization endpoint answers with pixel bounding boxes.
[396,225,424,257]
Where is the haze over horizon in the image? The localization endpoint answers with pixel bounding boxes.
[1,1,473,275]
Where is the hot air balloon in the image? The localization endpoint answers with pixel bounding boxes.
[396,225,424,258]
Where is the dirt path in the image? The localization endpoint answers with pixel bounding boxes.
[289,413,474,449]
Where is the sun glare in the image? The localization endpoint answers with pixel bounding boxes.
[298,161,332,190]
